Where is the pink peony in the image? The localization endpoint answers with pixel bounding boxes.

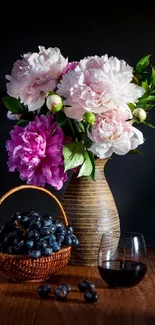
[87,109,144,158]
[6,115,70,190]
[57,55,145,120]
[6,46,68,112]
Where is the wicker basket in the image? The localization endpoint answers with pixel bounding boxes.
[0,185,71,282]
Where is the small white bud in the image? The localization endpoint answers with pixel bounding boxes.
[7,111,21,120]
[133,108,147,123]
[46,94,63,112]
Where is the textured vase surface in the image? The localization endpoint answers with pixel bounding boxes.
[58,159,120,266]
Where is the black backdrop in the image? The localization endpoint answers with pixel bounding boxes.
[0,4,155,246]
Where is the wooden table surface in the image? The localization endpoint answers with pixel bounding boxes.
[0,249,155,325]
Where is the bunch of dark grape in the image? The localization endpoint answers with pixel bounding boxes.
[0,210,79,259]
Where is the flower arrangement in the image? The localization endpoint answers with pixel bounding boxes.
[3,46,155,190]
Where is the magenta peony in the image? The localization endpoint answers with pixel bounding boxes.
[6,115,70,190]
[6,46,68,112]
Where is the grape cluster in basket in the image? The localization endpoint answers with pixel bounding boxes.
[0,210,79,258]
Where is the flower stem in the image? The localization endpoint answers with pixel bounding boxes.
[67,118,76,139]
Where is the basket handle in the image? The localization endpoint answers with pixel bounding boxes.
[0,185,68,226]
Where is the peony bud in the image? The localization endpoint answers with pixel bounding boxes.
[46,94,63,112]
[133,108,147,123]
[7,111,21,120]
[83,112,96,124]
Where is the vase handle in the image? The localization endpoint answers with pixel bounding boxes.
[0,185,68,226]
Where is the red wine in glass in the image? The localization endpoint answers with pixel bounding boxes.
[98,232,147,288]
[98,259,147,288]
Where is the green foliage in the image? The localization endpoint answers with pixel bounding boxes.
[16,119,28,126]
[135,103,153,111]
[142,80,149,91]
[63,141,95,179]
[139,95,155,104]
[63,142,85,172]
[2,96,24,113]
[78,151,93,177]
[55,110,67,126]
[88,124,92,133]
[131,56,155,129]
[128,103,136,111]
[82,133,92,148]
[151,66,155,86]
[143,120,155,129]
[128,149,144,155]
[87,151,96,180]
[136,55,151,73]
[75,121,85,133]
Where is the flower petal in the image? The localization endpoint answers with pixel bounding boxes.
[64,105,85,120]
[6,114,70,190]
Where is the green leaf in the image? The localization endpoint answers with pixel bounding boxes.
[143,120,155,129]
[128,103,136,111]
[88,124,92,133]
[16,119,28,126]
[151,67,155,86]
[55,111,67,126]
[2,96,24,113]
[136,55,151,73]
[140,91,150,99]
[63,142,85,172]
[78,151,93,177]
[82,133,92,148]
[128,149,144,155]
[145,105,154,111]
[142,80,149,91]
[139,95,155,103]
[75,121,85,133]
[136,103,153,110]
[88,151,96,180]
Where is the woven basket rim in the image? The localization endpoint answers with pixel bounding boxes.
[0,185,69,225]
[0,246,71,260]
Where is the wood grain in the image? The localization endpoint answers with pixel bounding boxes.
[0,248,155,325]
[58,159,120,266]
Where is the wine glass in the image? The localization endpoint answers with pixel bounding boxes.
[98,231,147,288]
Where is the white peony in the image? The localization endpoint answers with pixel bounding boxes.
[87,109,144,158]
[57,55,145,120]
[6,46,68,111]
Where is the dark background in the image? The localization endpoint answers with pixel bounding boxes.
[0,3,155,246]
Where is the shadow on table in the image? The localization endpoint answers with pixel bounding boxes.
[4,290,86,304]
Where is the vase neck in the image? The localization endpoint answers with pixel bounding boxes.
[95,158,108,170]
